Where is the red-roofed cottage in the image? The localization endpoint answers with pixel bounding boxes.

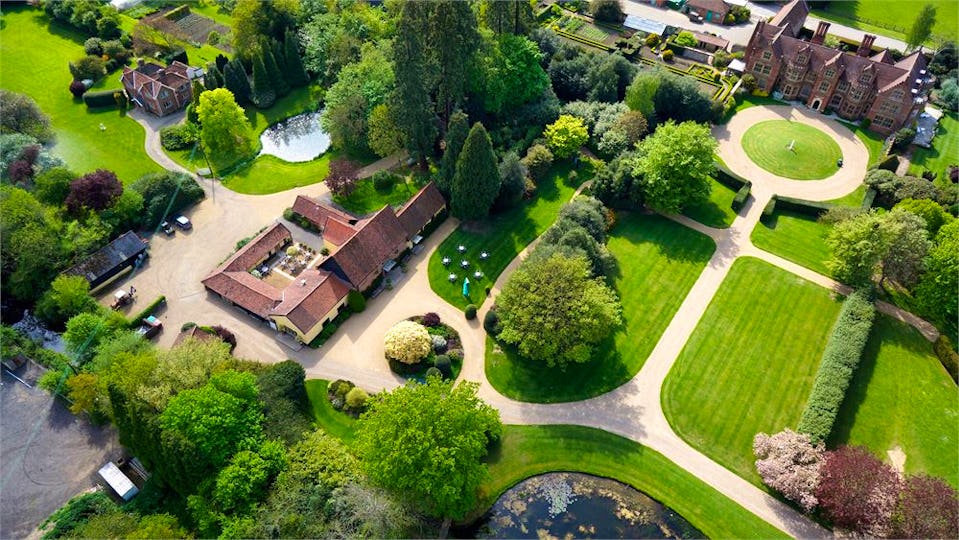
[121,60,197,117]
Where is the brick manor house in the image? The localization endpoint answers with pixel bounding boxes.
[743,0,931,134]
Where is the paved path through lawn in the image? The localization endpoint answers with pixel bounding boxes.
[126,105,941,538]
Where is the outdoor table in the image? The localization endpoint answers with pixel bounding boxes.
[460,260,469,268]
[457,245,466,253]
[480,251,489,260]
[442,257,451,266]
[448,273,457,282]
[474,271,483,279]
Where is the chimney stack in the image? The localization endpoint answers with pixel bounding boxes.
[811,21,830,45]
[857,34,876,57]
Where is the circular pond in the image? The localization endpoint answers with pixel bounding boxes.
[741,120,842,180]
[457,472,703,539]
[258,111,330,162]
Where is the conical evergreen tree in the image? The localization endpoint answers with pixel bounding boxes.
[393,0,437,166]
[189,79,204,123]
[204,63,223,90]
[262,43,290,97]
[284,29,310,87]
[438,111,468,195]
[223,59,252,105]
[215,53,229,73]
[271,39,289,83]
[451,122,501,220]
[251,53,276,108]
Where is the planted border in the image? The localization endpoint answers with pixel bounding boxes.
[797,290,876,442]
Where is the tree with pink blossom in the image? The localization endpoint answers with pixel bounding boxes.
[753,428,824,512]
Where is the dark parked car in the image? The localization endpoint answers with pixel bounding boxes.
[688,12,704,23]
[136,316,163,339]
[160,221,175,235]
[174,216,192,230]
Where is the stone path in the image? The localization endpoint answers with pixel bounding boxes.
[126,104,942,538]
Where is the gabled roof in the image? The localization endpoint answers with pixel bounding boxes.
[291,195,359,245]
[769,0,809,36]
[690,30,729,50]
[63,231,148,284]
[396,182,446,238]
[323,207,407,289]
[272,268,351,334]
[121,61,191,99]
[871,49,894,64]
[201,223,291,317]
[687,0,729,14]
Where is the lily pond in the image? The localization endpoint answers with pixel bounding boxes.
[458,473,704,539]
[258,111,330,162]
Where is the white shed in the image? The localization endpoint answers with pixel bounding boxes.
[98,462,139,501]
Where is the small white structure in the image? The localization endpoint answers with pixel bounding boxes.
[98,462,139,501]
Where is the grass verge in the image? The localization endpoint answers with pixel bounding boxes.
[428,161,589,310]
[910,111,958,180]
[810,1,957,47]
[682,177,738,228]
[751,210,833,276]
[830,315,958,488]
[305,379,357,445]
[477,425,789,539]
[662,257,842,487]
[486,213,715,402]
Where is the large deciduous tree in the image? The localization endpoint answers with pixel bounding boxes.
[915,219,958,325]
[589,0,625,23]
[322,42,394,152]
[451,122,501,220]
[826,209,931,289]
[634,120,715,213]
[36,275,99,330]
[196,89,254,165]
[544,114,588,159]
[891,474,959,539]
[367,104,405,158]
[66,169,123,213]
[474,33,550,115]
[230,0,299,58]
[816,445,900,537]
[753,429,825,512]
[0,90,53,143]
[497,253,623,367]
[355,377,502,520]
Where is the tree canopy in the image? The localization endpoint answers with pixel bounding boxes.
[634,120,715,213]
[355,377,501,520]
[451,122,501,220]
[497,253,623,367]
[196,89,254,165]
[544,114,588,159]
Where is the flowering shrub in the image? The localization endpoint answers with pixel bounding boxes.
[422,312,441,327]
[384,321,431,364]
[753,428,824,512]
[431,334,447,352]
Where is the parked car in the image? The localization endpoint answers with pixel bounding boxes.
[160,221,175,236]
[174,216,192,230]
[688,12,704,23]
[136,316,163,339]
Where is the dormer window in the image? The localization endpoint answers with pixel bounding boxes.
[762,51,772,60]
[858,71,873,84]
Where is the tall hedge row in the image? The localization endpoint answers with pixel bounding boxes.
[797,290,876,442]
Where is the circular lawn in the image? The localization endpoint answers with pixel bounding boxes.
[741,120,843,180]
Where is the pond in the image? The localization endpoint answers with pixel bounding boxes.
[258,111,330,162]
[457,472,704,539]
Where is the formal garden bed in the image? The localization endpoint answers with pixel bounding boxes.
[385,315,463,382]
[486,213,715,403]
[662,258,843,487]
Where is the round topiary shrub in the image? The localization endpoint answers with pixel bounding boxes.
[425,366,443,380]
[434,354,452,379]
[329,379,355,400]
[422,312,441,327]
[431,334,447,352]
[465,304,477,320]
[69,80,88,98]
[663,49,674,61]
[384,320,432,364]
[372,170,395,191]
[345,386,369,410]
[347,290,366,313]
[483,309,502,337]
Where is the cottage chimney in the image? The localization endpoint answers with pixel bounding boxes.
[137,58,144,68]
[857,34,876,57]
[811,21,830,45]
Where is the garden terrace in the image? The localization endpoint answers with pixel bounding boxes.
[486,213,715,402]
[663,257,842,487]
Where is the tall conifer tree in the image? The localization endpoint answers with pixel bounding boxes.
[451,122,500,220]
[392,1,437,166]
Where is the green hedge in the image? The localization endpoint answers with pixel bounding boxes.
[797,290,876,442]
[760,196,777,223]
[83,90,121,108]
[774,195,834,217]
[127,296,166,328]
[933,335,959,384]
[876,154,900,172]
[731,182,751,212]
[714,165,749,189]
[861,187,877,210]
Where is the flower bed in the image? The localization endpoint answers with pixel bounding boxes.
[387,314,464,382]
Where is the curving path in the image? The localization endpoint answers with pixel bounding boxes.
[126,105,941,538]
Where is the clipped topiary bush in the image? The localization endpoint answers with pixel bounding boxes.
[465,304,477,320]
[483,308,502,336]
[384,320,432,364]
[434,354,452,379]
[425,366,443,380]
[69,80,87,98]
[371,170,395,191]
[347,290,366,313]
[662,49,674,61]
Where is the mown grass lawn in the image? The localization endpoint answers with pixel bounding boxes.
[811,0,957,46]
[910,111,959,180]
[428,161,589,310]
[332,176,421,215]
[0,6,161,183]
[682,177,738,229]
[742,120,843,180]
[305,379,357,445]
[751,210,833,276]
[830,315,959,488]
[662,257,842,487]
[478,425,788,539]
[486,213,715,402]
